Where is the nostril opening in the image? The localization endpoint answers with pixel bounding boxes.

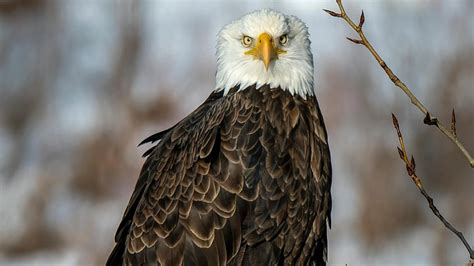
[259,40,261,43]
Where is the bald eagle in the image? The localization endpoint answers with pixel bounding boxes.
[107,9,331,266]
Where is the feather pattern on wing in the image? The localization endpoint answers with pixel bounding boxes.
[107,85,331,266]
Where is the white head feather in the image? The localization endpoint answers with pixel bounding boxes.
[215,9,314,98]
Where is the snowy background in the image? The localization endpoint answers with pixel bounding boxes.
[0,0,473,265]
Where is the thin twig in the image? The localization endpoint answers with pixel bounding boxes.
[324,0,474,168]
[392,113,474,260]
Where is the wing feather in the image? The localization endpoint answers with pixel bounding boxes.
[107,86,332,266]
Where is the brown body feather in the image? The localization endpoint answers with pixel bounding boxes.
[107,85,331,266]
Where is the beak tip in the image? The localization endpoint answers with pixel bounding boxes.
[263,60,271,70]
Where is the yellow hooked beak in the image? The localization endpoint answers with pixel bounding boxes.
[245,33,286,70]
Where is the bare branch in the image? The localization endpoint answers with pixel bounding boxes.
[391,114,474,260]
[325,0,474,168]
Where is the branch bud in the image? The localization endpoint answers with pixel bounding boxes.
[346,37,363,44]
[410,156,416,171]
[323,9,342,17]
[406,165,415,176]
[423,113,438,126]
[359,10,365,29]
[451,108,457,137]
[397,147,404,160]
[392,113,403,139]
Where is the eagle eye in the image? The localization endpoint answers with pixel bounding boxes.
[279,34,288,46]
[241,35,253,47]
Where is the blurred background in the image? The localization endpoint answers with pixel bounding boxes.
[0,0,473,265]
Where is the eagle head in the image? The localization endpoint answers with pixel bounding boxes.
[215,9,314,98]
